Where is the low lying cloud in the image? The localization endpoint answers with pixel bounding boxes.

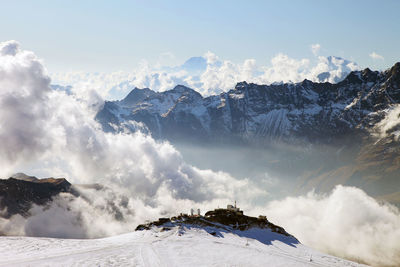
[51,48,359,99]
[374,104,400,141]
[266,185,400,267]
[0,40,266,237]
[0,187,149,239]
[370,51,384,60]
[0,178,259,239]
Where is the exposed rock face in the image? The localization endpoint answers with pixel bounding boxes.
[0,175,73,218]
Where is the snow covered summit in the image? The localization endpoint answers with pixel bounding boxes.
[135,204,296,243]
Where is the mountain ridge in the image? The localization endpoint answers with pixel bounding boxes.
[0,175,73,218]
[96,63,400,145]
[95,62,400,204]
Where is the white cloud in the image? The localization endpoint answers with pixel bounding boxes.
[309,56,359,83]
[311,43,321,56]
[0,40,20,56]
[265,185,400,267]
[204,51,219,65]
[260,53,310,84]
[0,40,266,237]
[374,104,400,140]
[51,50,359,99]
[369,51,384,60]
[0,41,52,173]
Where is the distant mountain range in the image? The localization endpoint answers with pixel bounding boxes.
[95,62,400,204]
[96,62,400,144]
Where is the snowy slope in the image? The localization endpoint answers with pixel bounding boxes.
[0,226,366,267]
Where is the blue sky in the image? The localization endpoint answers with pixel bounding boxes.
[1,0,399,72]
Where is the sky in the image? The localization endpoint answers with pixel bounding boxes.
[1,0,399,73]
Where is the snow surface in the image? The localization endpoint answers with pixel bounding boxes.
[0,226,367,267]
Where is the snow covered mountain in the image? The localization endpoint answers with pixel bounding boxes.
[0,208,367,267]
[96,62,400,145]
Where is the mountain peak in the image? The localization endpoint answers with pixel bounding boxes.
[384,62,400,88]
[172,84,192,92]
[234,81,249,90]
[301,79,314,86]
[340,71,363,84]
[11,172,38,182]
[181,56,207,73]
[170,85,199,95]
[120,87,155,107]
[389,62,400,77]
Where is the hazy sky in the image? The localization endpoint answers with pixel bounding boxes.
[1,0,399,72]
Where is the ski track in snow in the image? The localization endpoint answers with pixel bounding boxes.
[0,227,367,267]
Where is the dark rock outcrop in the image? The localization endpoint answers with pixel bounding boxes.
[0,175,74,218]
[136,208,295,239]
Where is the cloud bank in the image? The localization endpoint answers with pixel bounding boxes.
[0,40,52,173]
[0,40,265,237]
[266,185,400,267]
[51,46,359,99]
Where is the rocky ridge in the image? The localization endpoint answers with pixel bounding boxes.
[96,63,400,145]
[136,207,296,241]
[0,174,74,218]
